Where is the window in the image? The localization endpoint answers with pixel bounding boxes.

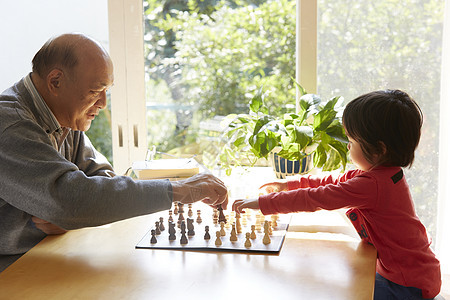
[318,0,445,241]
[143,0,297,167]
[108,0,449,273]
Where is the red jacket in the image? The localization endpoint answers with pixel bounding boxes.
[259,166,441,298]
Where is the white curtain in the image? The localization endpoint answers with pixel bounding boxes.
[437,0,450,275]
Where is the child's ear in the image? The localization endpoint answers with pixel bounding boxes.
[371,141,387,165]
[378,141,387,155]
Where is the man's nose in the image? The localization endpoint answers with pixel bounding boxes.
[96,90,107,109]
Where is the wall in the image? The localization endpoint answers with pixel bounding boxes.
[0,0,109,92]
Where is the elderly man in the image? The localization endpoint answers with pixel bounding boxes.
[0,33,228,272]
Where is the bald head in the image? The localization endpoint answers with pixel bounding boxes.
[30,33,114,131]
[32,33,110,79]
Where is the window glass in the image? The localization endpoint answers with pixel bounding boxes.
[317,0,445,242]
[143,0,296,166]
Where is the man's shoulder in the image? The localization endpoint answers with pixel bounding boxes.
[0,80,36,132]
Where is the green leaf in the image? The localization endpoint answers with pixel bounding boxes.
[329,140,349,170]
[249,129,278,158]
[323,96,341,111]
[291,78,307,96]
[326,121,349,143]
[299,94,321,112]
[253,115,274,135]
[313,143,328,168]
[286,125,313,149]
[233,136,247,148]
[249,87,268,114]
[323,150,340,171]
[313,109,337,131]
[278,144,306,161]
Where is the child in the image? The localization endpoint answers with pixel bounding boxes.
[232,90,441,299]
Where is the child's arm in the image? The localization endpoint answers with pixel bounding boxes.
[259,180,288,193]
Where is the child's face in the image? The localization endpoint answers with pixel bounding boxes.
[347,137,375,171]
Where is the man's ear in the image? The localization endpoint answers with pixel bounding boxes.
[47,69,64,96]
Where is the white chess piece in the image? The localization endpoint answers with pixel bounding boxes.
[215,231,222,246]
[230,223,238,242]
[244,232,252,248]
[263,220,271,245]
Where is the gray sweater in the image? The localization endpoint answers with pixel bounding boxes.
[0,75,172,272]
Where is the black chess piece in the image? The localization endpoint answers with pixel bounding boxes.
[204,225,211,240]
[159,217,165,231]
[217,204,227,223]
[180,221,188,245]
[168,222,176,241]
[187,218,195,236]
[150,229,157,244]
[155,221,161,235]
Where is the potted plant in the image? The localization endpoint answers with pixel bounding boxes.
[218,82,349,178]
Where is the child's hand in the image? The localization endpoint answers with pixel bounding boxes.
[232,198,259,214]
[259,180,288,194]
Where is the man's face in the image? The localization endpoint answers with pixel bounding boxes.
[59,56,114,131]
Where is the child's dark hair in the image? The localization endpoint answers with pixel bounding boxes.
[342,90,423,168]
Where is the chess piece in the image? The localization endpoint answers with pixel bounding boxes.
[155,221,161,235]
[188,203,193,217]
[204,225,211,240]
[250,225,257,239]
[242,214,247,226]
[212,209,218,225]
[196,209,202,224]
[178,212,185,228]
[225,215,231,229]
[174,202,179,215]
[150,229,157,244]
[271,214,278,228]
[230,223,238,242]
[180,221,188,245]
[178,203,185,214]
[217,204,227,223]
[220,221,226,236]
[187,218,195,236]
[244,232,252,248]
[168,210,174,223]
[263,220,271,245]
[255,220,262,232]
[168,222,176,241]
[236,212,242,233]
[215,231,222,246]
[159,217,165,231]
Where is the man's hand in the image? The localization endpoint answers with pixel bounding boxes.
[31,216,67,235]
[171,173,228,209]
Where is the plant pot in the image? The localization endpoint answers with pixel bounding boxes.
[269,151,313,179]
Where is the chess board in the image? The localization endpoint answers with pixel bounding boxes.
[136,203,290,253]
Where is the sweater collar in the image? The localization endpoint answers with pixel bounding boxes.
[23,73,63,135]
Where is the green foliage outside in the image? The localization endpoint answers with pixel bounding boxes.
[86,99,113,164]
[144,0,296,153]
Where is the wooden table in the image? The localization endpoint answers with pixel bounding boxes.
[0,209,376,300]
